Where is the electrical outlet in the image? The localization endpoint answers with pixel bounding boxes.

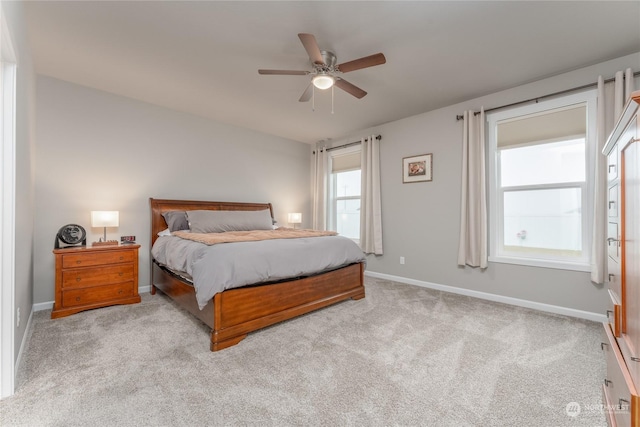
[17,307,20,328]
[400,256,405,265]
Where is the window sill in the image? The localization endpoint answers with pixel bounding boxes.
[488,255,591,272]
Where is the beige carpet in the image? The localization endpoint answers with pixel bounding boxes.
[1,277,606,426]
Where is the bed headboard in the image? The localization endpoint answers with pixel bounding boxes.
[149,198,274,245]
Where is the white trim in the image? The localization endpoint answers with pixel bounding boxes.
[0,10,17,399]
[364,270,606,323]
[32,301,53,312]
[14,308,33,383]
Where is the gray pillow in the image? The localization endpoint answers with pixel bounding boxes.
[186,209,273,233]
[162,211,189,232]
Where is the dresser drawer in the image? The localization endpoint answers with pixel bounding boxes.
[62,264,134,289]
[608,147,619,181]
[609,222,620,261]
[603,323,640,426]
[608,290,622,337]
[62,250,135,269]
[609,184,619,218]
[62,282,135,308]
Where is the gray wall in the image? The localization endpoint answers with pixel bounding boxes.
[34,77,311,304]
[2,0,36,365]
[333,52,640,315]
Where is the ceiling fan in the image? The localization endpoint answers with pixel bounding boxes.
[258,33,386,102]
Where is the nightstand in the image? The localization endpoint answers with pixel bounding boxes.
[51,244,141,319]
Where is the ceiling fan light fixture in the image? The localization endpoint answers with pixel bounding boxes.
[312,74,335,90]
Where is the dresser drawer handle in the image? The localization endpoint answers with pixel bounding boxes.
[118,272,123,276]
[118,290,123,294]
[119,256,124,260]
[631,357,640,362]
[76,261,82,264]
[601,342,608,351]
[608,201,615,208]
[604,379,612,387]
[608,164,616,172]
[608,274,615,281]
[619,398,629,408]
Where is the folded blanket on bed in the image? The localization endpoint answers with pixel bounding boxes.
[173,228,337,245]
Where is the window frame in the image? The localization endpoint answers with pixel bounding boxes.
[487,90,597,271]
[328,145,361,243]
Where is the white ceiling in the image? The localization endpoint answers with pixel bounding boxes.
[23,1,640,144]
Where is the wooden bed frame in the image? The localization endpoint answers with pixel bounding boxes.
[150,198,365,351]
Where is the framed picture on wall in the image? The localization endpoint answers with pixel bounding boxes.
[402,153,432,183]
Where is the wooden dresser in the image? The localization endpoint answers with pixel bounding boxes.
[51,244,141,319]
[602,90,640,427]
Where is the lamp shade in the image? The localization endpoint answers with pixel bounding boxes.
[288,213,302,224]
[91,211,119,228]
[312,75,334,90]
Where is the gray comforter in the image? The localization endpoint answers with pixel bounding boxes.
[151,234,366,309]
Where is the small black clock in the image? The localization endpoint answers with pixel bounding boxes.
[55,224,87,249]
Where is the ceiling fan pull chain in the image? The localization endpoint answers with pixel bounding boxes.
[331,86,335,114]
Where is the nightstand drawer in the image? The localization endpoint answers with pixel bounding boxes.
[62,250,135,269]
[62,282,135,308]
[62,264,134,289]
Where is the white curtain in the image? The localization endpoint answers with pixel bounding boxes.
[457,108,487,268]
[311,146,328,230]
[591,68,635,283]
[360,136,383,254]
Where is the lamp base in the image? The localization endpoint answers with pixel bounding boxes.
[92,240,119,247]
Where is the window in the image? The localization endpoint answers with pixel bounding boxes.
[328,146,361,242]
[488,91,596,271]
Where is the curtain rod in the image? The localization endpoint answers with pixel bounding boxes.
[314,135,382,153]
[455,70,640,121]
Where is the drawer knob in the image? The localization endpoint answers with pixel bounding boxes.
[75,297,81,302]
[604,379,612,387]
[76,278,81,282]
[119,256,124,260]
[119,272,123,276]
[76,261,82,264]
[118,290,123,294]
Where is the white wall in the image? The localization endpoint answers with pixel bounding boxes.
[34,77,311,304]
[333,52,640,315]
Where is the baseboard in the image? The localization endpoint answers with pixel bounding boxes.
[14,308,34,389]
[364,271,607,323]
[32,301,53,312]
[33,286,152,312]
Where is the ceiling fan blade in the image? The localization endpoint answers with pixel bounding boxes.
[258,69,310,75]
[337,53,386,73]
[299,84,313,102]
[335,78,367,99]
[298,33,324,65]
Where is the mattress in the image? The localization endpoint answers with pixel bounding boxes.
[151,234,366,309]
